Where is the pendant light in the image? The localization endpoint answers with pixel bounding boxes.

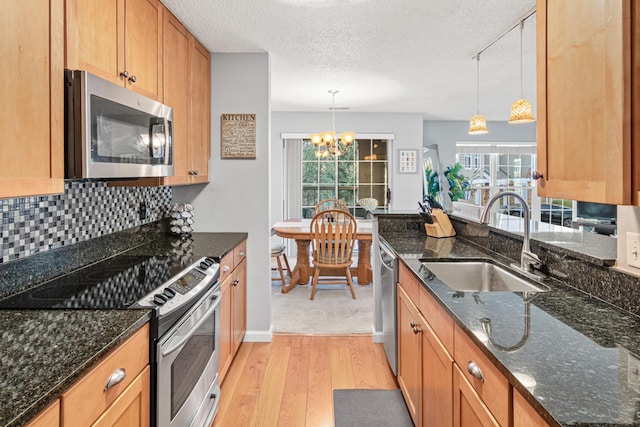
[468,53,488,134]
[508,20,535,124]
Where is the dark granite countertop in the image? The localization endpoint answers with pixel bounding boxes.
[0,230,248,427]
[381,231,640,427]
[0,310,151,427]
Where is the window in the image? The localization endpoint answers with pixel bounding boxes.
[301,138,389,218]
[455,144,572,228]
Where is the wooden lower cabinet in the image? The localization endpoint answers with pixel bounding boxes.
[422,320,453,427]
[453,365,500,427]
[513,389,549,427]
[397,284,423,425]
[61,324,150,427]
[92,366,150,427]
[218,240,248,383]
[231,259,247,355]
[25,400,60,427]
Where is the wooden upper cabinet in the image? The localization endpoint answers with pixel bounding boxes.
[189,37,211,183]
[1,0,64,199]
[161,9,191,185]
[536,0,632,204]
[161,7,211,185]
[65,0,162,100]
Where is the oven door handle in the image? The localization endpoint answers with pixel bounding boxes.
[161,291,221,357]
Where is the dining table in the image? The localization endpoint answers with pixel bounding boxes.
[271,218,373,293]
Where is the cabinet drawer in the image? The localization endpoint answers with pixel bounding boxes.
[61,324,149,427]
[399,262,421,306]
[219,250,234,283]
[419,285,454,355]
[234,239,247,266]
[454,323,509,426]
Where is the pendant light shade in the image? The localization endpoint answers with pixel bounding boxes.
[509,20,535,124]
[469,114,488,134]
[469,53,488,135]
[508,98,534,123]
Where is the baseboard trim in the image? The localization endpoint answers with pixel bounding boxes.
[372,327,384,343]
[243,324,274,342]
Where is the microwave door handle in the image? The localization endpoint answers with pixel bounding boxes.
[148,118,166,161]
[164,118,172,165]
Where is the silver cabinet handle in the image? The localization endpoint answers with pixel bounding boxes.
[104,368,126,391]
[410,321,417,328]
[222,265,230,273]
[467,361,484,382]
[128,75,136,83]
[239,250,245,257]
[119,70,129,79]
[233,279,239,287]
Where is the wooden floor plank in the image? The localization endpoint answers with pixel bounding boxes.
[254,345,291,426]
[211,334,398,427]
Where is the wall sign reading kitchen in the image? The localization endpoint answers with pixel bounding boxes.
[221,114,256,159]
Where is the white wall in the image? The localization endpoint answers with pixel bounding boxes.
[271,112,424,222]
[173,52,273,341]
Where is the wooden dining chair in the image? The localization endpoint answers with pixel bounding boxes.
[309,209,357,300]
[314,198,349,214]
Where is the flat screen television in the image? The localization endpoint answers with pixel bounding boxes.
[576,201,617,223]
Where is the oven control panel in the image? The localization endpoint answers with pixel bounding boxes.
[133,257,220,315]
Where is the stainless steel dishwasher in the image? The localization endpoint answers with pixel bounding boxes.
[379,238,398,375]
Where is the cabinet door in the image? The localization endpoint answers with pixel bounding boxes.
[513,389,549,427]
[66,0,123,85]
[25,400,60,427]
[161,8,191,186]
[218,275,233,383]
[536,0,632,204]
[1,0,64,199]
[124,0,162,99]
[92,366,150,427]
[397,284,422,425]
[422,321,453,427]
[189,38,211,183]
[453,365,500,427]
[232,259,247,355]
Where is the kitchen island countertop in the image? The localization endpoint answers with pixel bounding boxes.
[381,231,640,427]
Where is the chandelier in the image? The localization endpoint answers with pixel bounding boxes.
[310,90,355,157]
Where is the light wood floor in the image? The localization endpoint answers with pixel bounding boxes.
[212,334,398,427]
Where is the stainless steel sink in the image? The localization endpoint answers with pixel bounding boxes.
[420,261,548,293]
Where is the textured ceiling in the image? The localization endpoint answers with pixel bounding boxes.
[161,0,537,121]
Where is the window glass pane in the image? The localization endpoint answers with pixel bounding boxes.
[338,188,356,205]
[338,162,356,184]
[319,189,335,200]
[371,185,387,205]
[371,163,386,184]
[302,140,319,160]
[302,207,315,219]
[357,185,372,198]
[358,140,372,160]
[358,163,371,182]
[318,161,335,184]
[302,162,318,184]
[372,140,387,160]
[302,188,318,206]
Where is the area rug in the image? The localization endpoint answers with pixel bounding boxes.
[271,281,373,334]
[333,389,413,427]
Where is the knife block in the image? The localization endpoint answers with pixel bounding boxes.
[424,209,456,238]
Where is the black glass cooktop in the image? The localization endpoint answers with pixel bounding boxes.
[0,254,193,309]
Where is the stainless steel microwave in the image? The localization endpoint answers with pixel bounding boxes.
[64,70,173,179]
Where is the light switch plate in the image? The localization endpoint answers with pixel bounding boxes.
[627,232,640,269]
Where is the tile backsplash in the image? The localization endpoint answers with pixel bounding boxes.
[0,181,172,263]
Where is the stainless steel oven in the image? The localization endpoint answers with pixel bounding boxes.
[156,282,221,427]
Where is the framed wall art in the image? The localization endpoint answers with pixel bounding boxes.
[398,149,418,173]
[221,114,256,159]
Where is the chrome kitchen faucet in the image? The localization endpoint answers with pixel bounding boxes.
[480,191,544,279]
